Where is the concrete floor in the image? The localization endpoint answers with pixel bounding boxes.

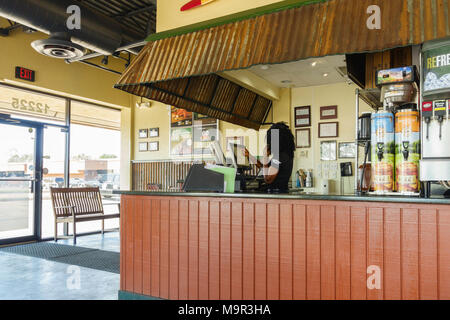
[0,232,120,300]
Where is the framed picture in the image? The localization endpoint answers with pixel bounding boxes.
[139,129,148,139]
[170,127,193,156]
[320,141,337,161]
[319,122,339,138]
[339,142,357,159]
[294,106,311,128]
[226,136,244,151]
[139,142,148,152]
[149,128,159,138]
[320,105,338,120]
[148,141,159,152]
[296,128,310,148]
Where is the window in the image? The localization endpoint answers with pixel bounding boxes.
[69,102,121,233]
[0,84,122,238]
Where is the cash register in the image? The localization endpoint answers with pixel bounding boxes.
[182,140,265,193]
[227,142,265,192]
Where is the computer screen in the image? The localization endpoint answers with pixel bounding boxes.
[229,142,249,169]
[209,140,226,166]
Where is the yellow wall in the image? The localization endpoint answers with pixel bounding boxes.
[134,100,171,161]
[290,82,371,194]
[273,88,291,123]
[157,0,285,32]
[0,21,134,188]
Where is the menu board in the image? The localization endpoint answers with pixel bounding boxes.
[194,113,217,126]
[171,107,193,127]
[170,107,218,157]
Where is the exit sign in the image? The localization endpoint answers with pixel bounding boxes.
[15,66,35,82]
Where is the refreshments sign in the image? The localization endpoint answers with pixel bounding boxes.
[423,44,450,94]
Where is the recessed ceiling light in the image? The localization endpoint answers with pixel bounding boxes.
[260,65,270,70]
[323,73,329,77]
[311,61,318,67]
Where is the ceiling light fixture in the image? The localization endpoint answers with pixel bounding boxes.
[281,80,292,84]
[311,61,318,67]
[136,97,152,109]
[323,73,329,77]
[260,65,270,70]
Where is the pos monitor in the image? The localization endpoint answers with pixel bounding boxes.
[209,140,226,166]
[229,143,250,170]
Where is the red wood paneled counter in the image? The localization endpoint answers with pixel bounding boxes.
[115,191,450,300]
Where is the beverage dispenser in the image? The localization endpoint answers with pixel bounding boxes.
[420,40,450,198]
[373,66,420,195]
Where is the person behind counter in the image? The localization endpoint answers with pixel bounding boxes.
[244,122,295,193]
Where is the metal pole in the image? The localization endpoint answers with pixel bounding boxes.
[78,60,122,75]
[419,47,426,197]
[64,99,71,187]
[34,126,44,240]
[63,99,71,236]
[355,88,360,194]
[66,40,147,63]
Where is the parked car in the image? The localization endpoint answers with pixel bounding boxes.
[70,178,87,188]
[85,180,101,188]
[43,178,60,190]
[100,174,120,198]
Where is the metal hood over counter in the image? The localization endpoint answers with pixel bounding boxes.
[115,0,450,129]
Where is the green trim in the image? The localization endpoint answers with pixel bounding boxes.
[147,0,330,42]
[118,290,164,300]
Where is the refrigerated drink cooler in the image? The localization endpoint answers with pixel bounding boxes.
[420,40,450,198]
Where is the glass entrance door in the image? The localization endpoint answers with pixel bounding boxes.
[0,119,42,244]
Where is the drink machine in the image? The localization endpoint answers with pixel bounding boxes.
[420,40,450,198]
[373,66,420,195]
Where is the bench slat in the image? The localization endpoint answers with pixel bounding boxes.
[50,187,106,216]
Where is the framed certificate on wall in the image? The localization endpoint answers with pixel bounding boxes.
[296,128,310,148]
[320,105,338,120]
[318,122,339,138]
[294,106,311,128]
[320,141,337,161]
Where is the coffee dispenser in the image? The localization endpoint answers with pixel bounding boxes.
[419,40,450,197]
[372,66,420,195]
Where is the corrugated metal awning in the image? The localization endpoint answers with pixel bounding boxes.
[115,0,450,129]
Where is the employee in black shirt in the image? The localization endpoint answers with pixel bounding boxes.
[244,122,295,193]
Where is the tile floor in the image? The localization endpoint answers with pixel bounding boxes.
[0,232,120,300]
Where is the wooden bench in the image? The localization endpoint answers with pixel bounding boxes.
[50,187,120,244]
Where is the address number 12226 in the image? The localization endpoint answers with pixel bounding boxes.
[12,98,50,114]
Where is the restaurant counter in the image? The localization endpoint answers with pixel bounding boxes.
[114,190,449,204]
[114,190,450,300]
